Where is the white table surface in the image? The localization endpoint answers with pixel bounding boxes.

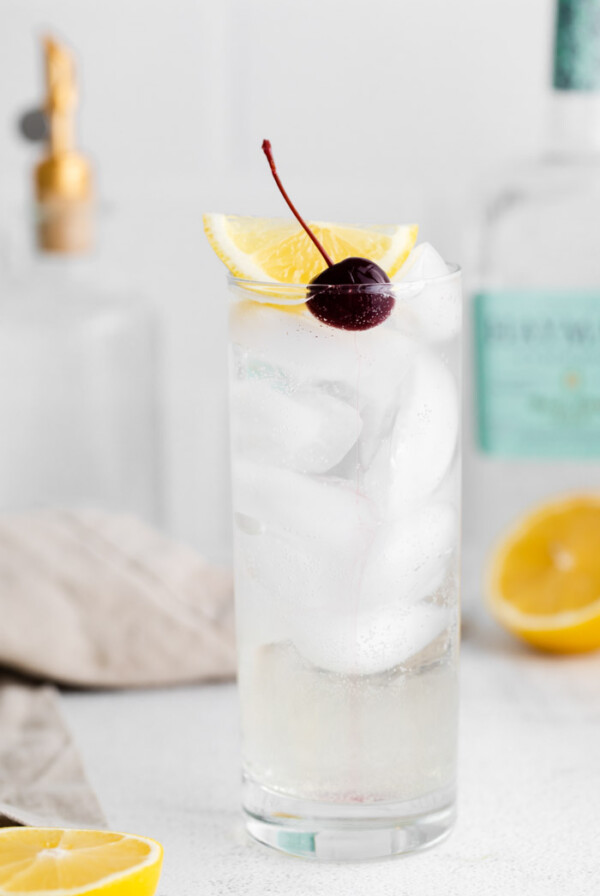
[61,613,600,896]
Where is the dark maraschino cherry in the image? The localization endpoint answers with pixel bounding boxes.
[308,257,395,331]
[261,139,395,331]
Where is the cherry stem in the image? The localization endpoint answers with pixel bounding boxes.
[261,139,333,268]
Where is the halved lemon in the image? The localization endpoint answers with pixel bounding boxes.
[0,828,163,896]
[203,214,418,284]
[488,495,600,652]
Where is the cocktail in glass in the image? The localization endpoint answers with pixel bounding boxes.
[228,264,461,860]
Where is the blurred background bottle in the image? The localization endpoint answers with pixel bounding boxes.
[0,37,162,524]
[466,0,600,602]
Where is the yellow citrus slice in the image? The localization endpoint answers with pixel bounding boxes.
[488,495,600,653]
[203,214,418,283]
[0,828,163,896]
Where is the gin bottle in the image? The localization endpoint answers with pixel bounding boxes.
[466,0,600,603]
[0,37,161,524]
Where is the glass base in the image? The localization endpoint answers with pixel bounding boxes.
[243,776,456,861]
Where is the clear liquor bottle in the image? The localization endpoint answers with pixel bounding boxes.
[0,37,161,524]
[465,0,600,604]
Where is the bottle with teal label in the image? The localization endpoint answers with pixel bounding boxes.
[466,0,600,606]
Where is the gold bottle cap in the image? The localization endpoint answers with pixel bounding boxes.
[34,37,94,253]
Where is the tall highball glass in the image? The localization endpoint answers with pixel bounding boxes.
[228,269,461,860]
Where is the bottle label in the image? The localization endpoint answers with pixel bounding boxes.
[554,0,600,91]
[474,290,600,457]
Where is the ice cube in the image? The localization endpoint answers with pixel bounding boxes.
[360,502,457,609]
[392,243,461,343]
[235,525,356,620]
[430,454,461,506]
[234,517,374,657]
[295,601,451,675]
[290,501,457,674]
[350,328,415,468]
[232,460,375,550]
[365,349,458,515]
[230,380,362,474]
[230,301,415,417]
[230,301,360,384]
[399,243,449,281]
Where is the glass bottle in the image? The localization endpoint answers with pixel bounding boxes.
[466,0,600,604]
[0,37,161,524]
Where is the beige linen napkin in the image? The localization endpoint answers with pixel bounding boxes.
[0,509,236,688]
[0,508,236,826]
[0,678,106,828]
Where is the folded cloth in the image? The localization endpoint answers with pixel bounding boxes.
[0,677,106,828]
[0,509,236,688]
[0,509,236,827]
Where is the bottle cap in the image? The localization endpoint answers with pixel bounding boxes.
[34,37,93,252]
[554,0,600,90]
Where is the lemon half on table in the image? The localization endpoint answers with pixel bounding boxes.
[0,828,163,896]
[488,496,600,653]
[203,213,418,283]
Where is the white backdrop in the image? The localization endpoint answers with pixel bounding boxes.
[0,0,554,562]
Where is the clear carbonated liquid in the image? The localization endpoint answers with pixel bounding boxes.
[240,640,457,804]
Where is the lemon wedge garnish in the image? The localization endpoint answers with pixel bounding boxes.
[203,214,418,284]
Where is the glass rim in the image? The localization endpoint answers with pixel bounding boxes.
[228,263,461,305]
